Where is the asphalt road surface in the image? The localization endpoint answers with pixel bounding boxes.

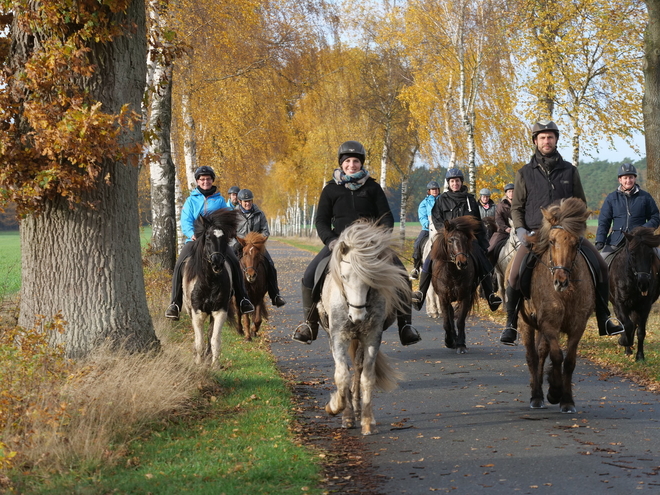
[266,239,660,494]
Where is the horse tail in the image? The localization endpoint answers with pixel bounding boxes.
[348,340,403,392]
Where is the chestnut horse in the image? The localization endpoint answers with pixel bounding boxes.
[519,198,594,413]
[430,215,481,354]
[608,227,660,361]
[236,232,269,340]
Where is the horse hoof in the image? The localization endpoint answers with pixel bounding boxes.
[530,398,546,409]
[361,426,375,435]
[546,393,561,405]
[456,346,467,354]
[618,334,629,347]
[325,404,338,416]
[342,420,355,429]
[560,404,577,414]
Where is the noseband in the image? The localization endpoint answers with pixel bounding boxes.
[547,225,580,275]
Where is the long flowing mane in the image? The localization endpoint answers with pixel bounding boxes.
[186,208,239,279]
[242,231,267,252]
[329,220,410,317]
[627,226,660,250]
[531,198,589,255]
[431,215,481,261]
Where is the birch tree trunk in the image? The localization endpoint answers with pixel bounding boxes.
[17,0,158,358]
[182,79,198,189]
[399,177,408,244]
[380,132,389,188]
[644,0,660,206]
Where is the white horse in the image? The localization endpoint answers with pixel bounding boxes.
[318,220,410,435]
[423,220,441,318]
[494,219,520,303]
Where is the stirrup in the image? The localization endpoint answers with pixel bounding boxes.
[292,322,314,345]
[165,303,180,320]
[409,268,420,280]
[488,293,503,312]
[273,294,286,307]
[604,316,624,336]
[240,298,255,314]
[399,324,422,346]
[500,326,518,346]
[412,291,424,311]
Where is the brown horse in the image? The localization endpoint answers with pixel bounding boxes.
[236,232,269,340]
[609,227,660,361]
[430,215,481,354]
[520,198,593,413]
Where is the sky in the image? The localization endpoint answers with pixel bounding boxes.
[559,133,646,164]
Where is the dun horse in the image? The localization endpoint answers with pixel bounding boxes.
[318,220,409,435]
[608,227,660,361]
[518,198,593,413]
[236,232,269,341]
[182,208,238,365]
[430,215,481,354]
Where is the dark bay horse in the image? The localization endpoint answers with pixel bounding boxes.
[609,227,660,361]
[520,198,593,413]
[236,232,269,341]
[182,208,238,365]
[318,220,409,435]
[430,215,481,354]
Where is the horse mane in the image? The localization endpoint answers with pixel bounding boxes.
[241,231,267,252]
[432,215,480,260]
[531,198,589,255]
[185,208,239,280]
[329,219,410,316]
[627,226,660,249]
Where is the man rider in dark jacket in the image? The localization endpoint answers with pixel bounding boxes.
[499,121,624,345]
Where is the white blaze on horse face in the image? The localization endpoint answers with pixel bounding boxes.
[340,257,369,324]
[213,229,224,238]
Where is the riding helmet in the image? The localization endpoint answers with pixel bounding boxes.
[338,141,366,166]
[479,188,491,196]
[531,120,560,142]
[617,163,637,177]
[237,188,254,201]
[504,183,514,191]
[194,166,216,181]
[426,180,440,190]
[445,168,464,183]
[228,185,240,195]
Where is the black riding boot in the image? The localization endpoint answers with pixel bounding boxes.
[595,280,624,336]
[226,247,255,314]
[265,258,286,307]
[412,270,432,311]
[397,313,422,346]
[500,285,521,345]
[292,283,319,344]
[480,272,502,311]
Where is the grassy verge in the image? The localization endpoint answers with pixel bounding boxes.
[0,232,21,298]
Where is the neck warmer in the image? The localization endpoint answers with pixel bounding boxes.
[197,185,217,197]
[618,184,639,196]
[535,148,562,172]
[333,168,370,191]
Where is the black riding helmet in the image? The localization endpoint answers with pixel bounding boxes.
[338,141,366,166]
[445,168,464,183]
[238,188,254,201]
[617,163,637,177]
[531,121,560,143]
[228,185,240,195]
[194,166,216,181]
[504,183,514,191]
[426,180,440,190]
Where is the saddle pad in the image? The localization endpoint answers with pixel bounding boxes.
[311,254,331,301]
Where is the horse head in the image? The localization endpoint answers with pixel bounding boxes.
[538,198,589,293]
[338,243,370,324]
[238,232,267,284]
[443,217,477,270]
[203,224,227,274]
[624,228,660,296]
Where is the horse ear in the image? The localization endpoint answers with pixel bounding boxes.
[444,220,452,231]
[541,207,556,225]
[623,232,633,243]
[340,242,349,255]
[237,237,246,247]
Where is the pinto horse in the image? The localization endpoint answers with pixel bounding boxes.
[182,208,238,366]
[519,198,593,413]
[318,220,409,435]
[236,232,269,341]
[430,215,481,354]
[609,227,660,361]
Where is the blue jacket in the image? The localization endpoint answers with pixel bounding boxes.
[418,195,437,231]
[596,185,660,246]
[180,188,229,242]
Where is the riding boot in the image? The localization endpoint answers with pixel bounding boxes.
[480,272,502,311]
[412,269,432,311]
[500,285,521,345]
[265,259,286,307]
[226,247,255,314]
[292,283,319,344]
[165,244,194,320]
[397,313,422,346]
[594,280,624,336]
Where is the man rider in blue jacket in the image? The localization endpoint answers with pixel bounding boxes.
[595,163,660,254]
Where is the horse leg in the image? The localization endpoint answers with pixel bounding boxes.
[635,311,648,362]
[442,301,456,349]
[454,301,469,354]
[522,327,546,409]
[359,345,379,435]
[242,313,251,341]
[209,311,228,367]
[559,331,583,414]
[544,334,565,408]
[326,337,355,429]
[253,305,262,338]
[191,311,206,365]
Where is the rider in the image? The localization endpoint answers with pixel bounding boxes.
[487,183,515,263]
[478,188,496,219]
[410,180,441,279]
[291,140,422,346]
[499,121,624,345]
[595,163,660,255]
[165,166,255,320]
[412,168,503,312]
[234,188,286,307]
[227,186,240,210]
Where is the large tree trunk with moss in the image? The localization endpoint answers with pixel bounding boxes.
[645,0,660,206]
[16,1,158,358]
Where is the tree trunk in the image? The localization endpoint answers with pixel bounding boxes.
[644,0,660,206]
[17,0,158,358]
[380,132,389,189]
[399,177,408,244]
[182,80,198,189]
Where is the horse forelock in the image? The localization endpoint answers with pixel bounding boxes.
[534,198,589,255]
[628,226,660,249]
[243,231,267,252]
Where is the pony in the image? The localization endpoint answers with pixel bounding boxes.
[430,215,482,354]
[608,227,660,361]
[235,232,269,341]
[182,208,238,366]
[318,220,410,435]
[518,198,593,413]
[422,220,441,318]
[494,220,520,302]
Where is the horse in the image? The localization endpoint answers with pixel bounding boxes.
[422,220,441,318]
[518,197,593,413]
[608,227,660,361]
[182,208,238,366]
[318,220,409,435]
[494,220,520,302]
[430,215,482,354]
[235,232,269,341]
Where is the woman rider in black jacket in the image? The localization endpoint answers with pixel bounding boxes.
[291,141,422,346]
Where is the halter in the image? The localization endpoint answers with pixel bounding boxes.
[546,225,580,275]
[624,242,653,280]
[339,260,371,309]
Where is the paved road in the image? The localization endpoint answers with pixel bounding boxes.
[266,239,660,494]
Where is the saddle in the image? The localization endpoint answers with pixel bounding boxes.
[602,243,625,270]
[311,254,331,302]
[518,239,599,299]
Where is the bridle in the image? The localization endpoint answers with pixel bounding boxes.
[624,242,653,280]
[546,225,581,276]
[339,259,370,309]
